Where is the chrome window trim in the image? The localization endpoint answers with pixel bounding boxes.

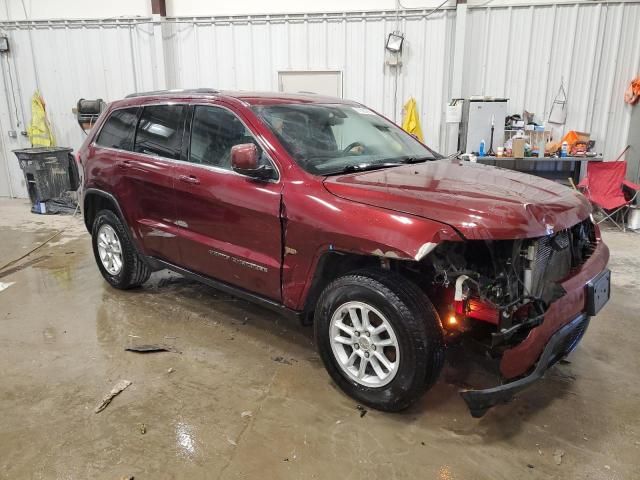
[92,101,281,184]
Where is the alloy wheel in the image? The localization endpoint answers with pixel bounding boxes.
[97,224,123,275]
[329,301,400,387]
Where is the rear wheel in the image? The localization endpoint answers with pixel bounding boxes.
[314,269,444,412]
[91,209,150,289]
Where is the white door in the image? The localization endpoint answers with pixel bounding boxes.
[278,71,342,98]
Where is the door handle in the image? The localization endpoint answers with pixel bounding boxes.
[117,160,131,169]
[179,174,201,185]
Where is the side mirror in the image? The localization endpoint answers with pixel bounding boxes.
[231,143,275,180]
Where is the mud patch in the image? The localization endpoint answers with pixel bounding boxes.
[0,256,50,280]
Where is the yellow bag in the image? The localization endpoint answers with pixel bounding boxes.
[401,97,424,142]
[27,91,55,147]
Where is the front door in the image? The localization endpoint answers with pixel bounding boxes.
[173,105,283,301]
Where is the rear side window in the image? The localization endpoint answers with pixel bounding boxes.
[95,107,139,150]
[134,105,186,160]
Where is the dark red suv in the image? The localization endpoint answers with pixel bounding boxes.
[79,89,610,416]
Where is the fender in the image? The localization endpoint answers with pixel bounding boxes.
[279,182,463,310]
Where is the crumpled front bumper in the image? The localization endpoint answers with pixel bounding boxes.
[460,238,610,418]
[461,313,590,418]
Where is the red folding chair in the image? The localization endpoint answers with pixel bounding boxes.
[577,160,640,231]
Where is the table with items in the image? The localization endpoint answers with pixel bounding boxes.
[473,155,603,185]
[453,97,605,185]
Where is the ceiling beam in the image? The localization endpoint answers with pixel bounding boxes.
[151,0,166,17]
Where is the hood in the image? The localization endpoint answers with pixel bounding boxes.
[323,159,592,240]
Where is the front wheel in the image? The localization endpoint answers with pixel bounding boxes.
[314,269,444,412]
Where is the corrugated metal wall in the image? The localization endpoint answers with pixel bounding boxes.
[163,9,456,152]
[0,20,155,196]
[1,2,639,198]
[2,22,156,147]
[464,1,640,159]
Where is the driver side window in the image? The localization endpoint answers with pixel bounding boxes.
[189,106,269,170]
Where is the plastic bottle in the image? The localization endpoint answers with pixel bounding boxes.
[561,141,568,158]
[479,139,486,157]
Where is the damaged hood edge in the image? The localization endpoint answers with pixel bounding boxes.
[323,160,592,240]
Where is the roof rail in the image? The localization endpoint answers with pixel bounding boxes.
[125,88,219,98]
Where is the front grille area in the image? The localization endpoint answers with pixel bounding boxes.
[570,218,597,267]
[529,232,572,300]
[526,218,594,303]
[529,235,554,298]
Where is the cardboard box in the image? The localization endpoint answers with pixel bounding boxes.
[512,137,526,158]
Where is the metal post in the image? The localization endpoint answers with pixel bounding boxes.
[151,0,168,90]
[446,0,467,155]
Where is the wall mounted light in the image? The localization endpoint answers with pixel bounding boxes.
[385,31,404,54]
[0,36,9,53]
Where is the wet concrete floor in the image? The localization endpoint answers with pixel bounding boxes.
[1,198,639,479]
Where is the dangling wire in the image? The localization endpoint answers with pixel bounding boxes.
[397,0,450,18]
[391,0,449,123]
[20,0,41,92]
[3,54,22,128]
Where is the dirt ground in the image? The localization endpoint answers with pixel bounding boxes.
[1,198,639,480]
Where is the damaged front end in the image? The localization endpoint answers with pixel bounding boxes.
[415,216,610,417]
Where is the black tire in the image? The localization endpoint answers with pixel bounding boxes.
[91,209,151,289]
[314,268,444,412]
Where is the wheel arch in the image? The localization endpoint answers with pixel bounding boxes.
[300,250,432,324]
[83,188,127,233]
[83,188,145,256]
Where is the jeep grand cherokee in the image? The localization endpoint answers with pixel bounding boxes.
[79,89,610,416]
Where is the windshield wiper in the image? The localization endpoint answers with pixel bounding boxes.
[399,156,433,164]
[326,162,403,175]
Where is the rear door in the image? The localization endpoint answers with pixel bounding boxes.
[173,104,283,301]
[91,107,139,204]
[115,104,187,264]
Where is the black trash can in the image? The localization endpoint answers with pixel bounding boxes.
[13,147,78,213]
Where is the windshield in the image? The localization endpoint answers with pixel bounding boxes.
[252,103,439,175]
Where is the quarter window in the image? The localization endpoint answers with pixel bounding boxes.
[134,105,186,160]
[95,107,139,150]
[189,106,268,170]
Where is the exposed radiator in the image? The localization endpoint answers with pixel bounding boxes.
[524,230,571,300]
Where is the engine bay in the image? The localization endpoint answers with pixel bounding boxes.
[417,217,597,349]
